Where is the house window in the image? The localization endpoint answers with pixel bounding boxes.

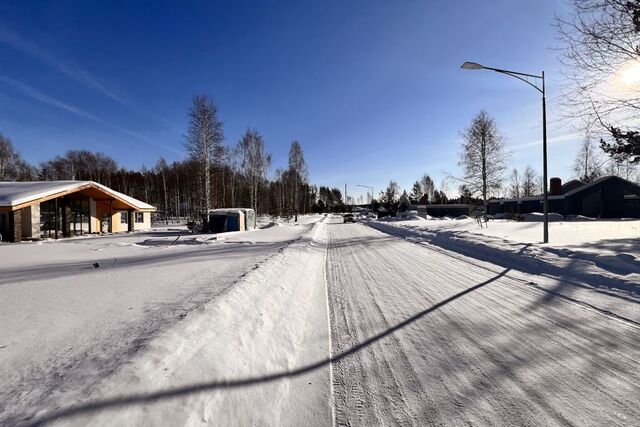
[121,212,129,225]
[135,212,144,223]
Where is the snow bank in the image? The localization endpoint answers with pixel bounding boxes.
[521,212,564,222]
[259,221,280,229]
[24,218,332,426]
[564,215,596,221]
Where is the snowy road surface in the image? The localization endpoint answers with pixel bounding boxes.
[0,218,326,426]
[1,215,639,425]
[326,220,640,426]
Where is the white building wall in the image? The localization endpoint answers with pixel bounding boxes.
[134,212,151,231]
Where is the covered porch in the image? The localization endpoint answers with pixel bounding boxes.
[0,181,155,242]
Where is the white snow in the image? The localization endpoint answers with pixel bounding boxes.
[326,221,640,425]
[1,213,639,425]
[366,217,640,323]
[0,216,329,425]
[44,216,333,426]
[372,216,640,256]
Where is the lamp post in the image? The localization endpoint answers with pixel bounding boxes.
[357,184,374,209]
[461,61,549,243]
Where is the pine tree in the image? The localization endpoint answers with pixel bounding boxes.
[410,181,423,203]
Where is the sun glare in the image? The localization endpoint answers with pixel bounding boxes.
[617,60,640,86]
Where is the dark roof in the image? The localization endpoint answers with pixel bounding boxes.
[489,175,640,203]
[563,175,640,197]
[561,179,584,194]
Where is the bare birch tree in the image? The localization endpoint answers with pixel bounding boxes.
[509,168,521,198]
[459,110,507,216]
[184,95,224,213]
[522,165,539,197]
[556,0,640,162]
[0,134,18,181]
[287,141,307,221]
[238,128,271,211]
[573,137,606,182]
[155,158,169,223]
[419,174,435,202]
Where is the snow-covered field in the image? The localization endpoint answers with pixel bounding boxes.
[381,216,640,256]
[1,214,639,425]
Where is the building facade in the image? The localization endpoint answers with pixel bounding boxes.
[0,181,156,242]
[487,176,640,219]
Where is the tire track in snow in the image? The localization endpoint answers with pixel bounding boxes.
[322,215,338,427]
[383,227,640,330]
[325,221,640,426]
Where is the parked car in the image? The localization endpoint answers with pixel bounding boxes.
[343,213,355,223]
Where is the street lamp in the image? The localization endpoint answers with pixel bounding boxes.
[461,61,549,243]
[357,185,374,209]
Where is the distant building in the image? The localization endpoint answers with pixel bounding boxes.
[488,176,640,218]
[0,181,156,242]
[415,204,476,218]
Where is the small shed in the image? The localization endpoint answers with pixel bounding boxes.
[207,209,247,233]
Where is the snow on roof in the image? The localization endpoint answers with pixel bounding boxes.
[489,195,564,203]
[0,181,155,210]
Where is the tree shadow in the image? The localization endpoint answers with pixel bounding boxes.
[409,310,637,425]
[20,266,511,427]
[0,240,294,286]
[368,221,640,302]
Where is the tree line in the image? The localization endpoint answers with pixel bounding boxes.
[376,104,639,217]
[455,109,638,213]
[0,95,349,220]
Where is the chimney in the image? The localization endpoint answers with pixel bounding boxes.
[550,177,562,196]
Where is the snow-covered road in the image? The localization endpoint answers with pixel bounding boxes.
[326,221,640,425]
[2,215,639,426]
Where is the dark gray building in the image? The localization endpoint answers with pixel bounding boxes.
[488,176,640,218]
[415,204,476,218]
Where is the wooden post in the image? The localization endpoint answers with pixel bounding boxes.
[63,201,71,237]
[108,200,113,233]
[128,210,134,232]
[54,198,58,239]
[9,209,22,242]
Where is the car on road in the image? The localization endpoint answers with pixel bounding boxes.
[343,213,355,223]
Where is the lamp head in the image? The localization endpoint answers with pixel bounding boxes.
[461,61,484,70]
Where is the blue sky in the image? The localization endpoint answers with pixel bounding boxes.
[0,0,579,199]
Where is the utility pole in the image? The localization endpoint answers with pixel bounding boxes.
[345,183,347,209]
[357,185,374,210]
